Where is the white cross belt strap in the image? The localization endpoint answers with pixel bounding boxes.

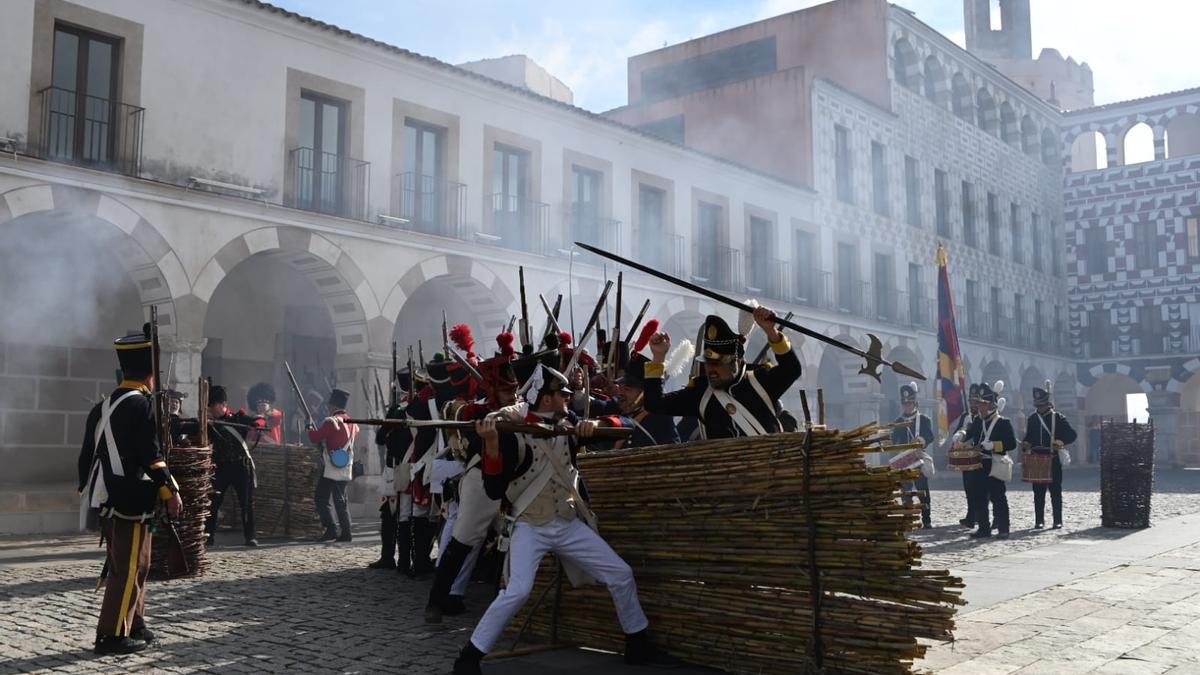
[700,370,777,437]
[84,390,145,509]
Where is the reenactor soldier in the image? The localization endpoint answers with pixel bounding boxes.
[1021,382,1077,529]
[960,381,1015,540]
[891,382,935,528]
[77,329,183,654]
[643,308,800,438]
[204,385,258,547]
[308,388,359,542]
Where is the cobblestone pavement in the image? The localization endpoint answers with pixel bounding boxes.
[915,467,1200,570]
[1,467,1196,674]
[918,540,1200,674]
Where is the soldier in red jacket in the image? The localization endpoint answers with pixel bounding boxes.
[308,388,358,542]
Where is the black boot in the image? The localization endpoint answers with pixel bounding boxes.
[453,642,484,675]
[426,538,475,623]
[624,629,681,667]
[395,519,412,575]
[410,518,436,577]
[369,504,397,569]
[443,595,467,616]
[318,528,338,542]
[94,636,148,655]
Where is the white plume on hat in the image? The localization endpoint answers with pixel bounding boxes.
[738,298,760,337]
[1044,379,1052,392]
[664,338,695,379]
[993,379,1005,393]
[518,363,545,398]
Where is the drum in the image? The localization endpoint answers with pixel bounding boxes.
[1022,451,1053,484]
[948,446,983,472]
[889,448,924,472]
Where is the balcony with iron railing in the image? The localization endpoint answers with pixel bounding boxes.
[794,269,833,311]
[390,172,466,238]
[631,231,684,277]
[37,86,144,176]
[746,257,790,302]
[288,147,370,220]
[568,205,622,265]
[693,244,742,293]
[487,193,550,255]
[872,284,900,324]
[835,280,869,316]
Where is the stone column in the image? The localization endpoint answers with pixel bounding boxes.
[1146,389,1180,468]
[1153,125,1168,161]
[159,336,207,410]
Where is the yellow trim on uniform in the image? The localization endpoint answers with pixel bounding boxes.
[158,485,174,500]
[643,362,665,379]
[117,380,152,395]
[149,461,167,470]
[114,341,152,350]
[115,522,142,636]
[769,335,792,354]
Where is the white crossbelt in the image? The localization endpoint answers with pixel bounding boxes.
[699,370,777,437]
[83,391,145,510]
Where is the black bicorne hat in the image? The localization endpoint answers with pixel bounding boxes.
[697,315,744,364]
[425,353,451,384]
[248,382,276,406]
[328,388,351,409]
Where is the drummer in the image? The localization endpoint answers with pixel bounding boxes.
[890,382,935,528]
[1020,382,1077,529]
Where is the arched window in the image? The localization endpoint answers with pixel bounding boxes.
[951,73,973,121]
[976,88,998,134]
[1000,101,1018,145]
[1122,122,1154,165]
[1069,131,1107,172]
[923,55,947,107]
[1021,116,1039,156]
[893,39,919,92]
[1165,113,1200,158]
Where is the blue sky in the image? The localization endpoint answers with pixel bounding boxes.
[268,0,1198,112]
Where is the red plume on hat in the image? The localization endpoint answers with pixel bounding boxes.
[558,331,573,346]
[450,324,476,361]
[634,319,660,353]
[496,331,516,357]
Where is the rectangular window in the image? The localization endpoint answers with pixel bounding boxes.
[935,169,949,237]
[873,252,895,320]
[1011,203,1023,264]
[47,24,120,166]
[1188,217,1200,260]
[696,201,722,283]
[1031,212,1043,271]
[492,144,532,249]
[794,230,817,304]
[1035,298,1044,347]
[1088,309,1113,358]
[297,91,348,216]
[871,141,888,216]
[637,185,665,266]
[569,165,604,248]
[1134,221,1157,269]
[904,156,921,227]
[966,279,980,336]
[835,125,853,204]
[1085,226,1108,275]
[907,263,923,326]
[1139,305,1164,354]
[987,192,1001,255]
[991,285,1002,339]
[1051,223,1062,277]
[837,243,858,313]
[1014,293,1025,345]
[962,181,976,247]
[748,216,772,291]
[401,119,446,232]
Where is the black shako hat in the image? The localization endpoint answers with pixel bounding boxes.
[968,383,982,402]
[328,388,351,410]
[900,381,918,404]
[114,330,153,377]
[615,353,649,389]
[978,380,1004,405]
[1033,379,1053,406]
[697,315,744,364]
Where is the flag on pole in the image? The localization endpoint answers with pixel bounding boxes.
[936,244,967,439]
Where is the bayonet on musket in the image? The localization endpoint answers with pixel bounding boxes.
[563,280,614,377]
[518,266,532,351]
[624,298,652,344]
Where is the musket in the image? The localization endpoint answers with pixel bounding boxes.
[390,341,398,408]
[373,376,385,417]
[573,242,925,382]
[563,280,614,377]
[418,340,426,374]
[623,298,652,344]
[752,311,794,365]
[347,417,632,440]
[284,361,315,429]
[442,309,450,355]
[608,272,623,378]
[518,266,532,351]
[407,345,416,395]
[538,293,562,338]
[147,307,190,577]
[506,315,517,334]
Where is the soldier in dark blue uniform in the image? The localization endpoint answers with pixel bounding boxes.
[77,330,183,655]
[959,381,1015,539]
[642,308,800,439]
[1021,382,1077,529]
[890,382,935,528]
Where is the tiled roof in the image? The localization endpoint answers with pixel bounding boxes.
[1066,85,1200,116]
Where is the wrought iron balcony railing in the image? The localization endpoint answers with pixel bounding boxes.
[288,147,370,220]
[38,86,144,176]
[487,193,549,255]
[392,172,466,238]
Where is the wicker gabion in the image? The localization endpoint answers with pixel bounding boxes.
[149,443,213,580]
[505,423,964,675]
[1100,420,1156,529]
[217,443,326,539]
